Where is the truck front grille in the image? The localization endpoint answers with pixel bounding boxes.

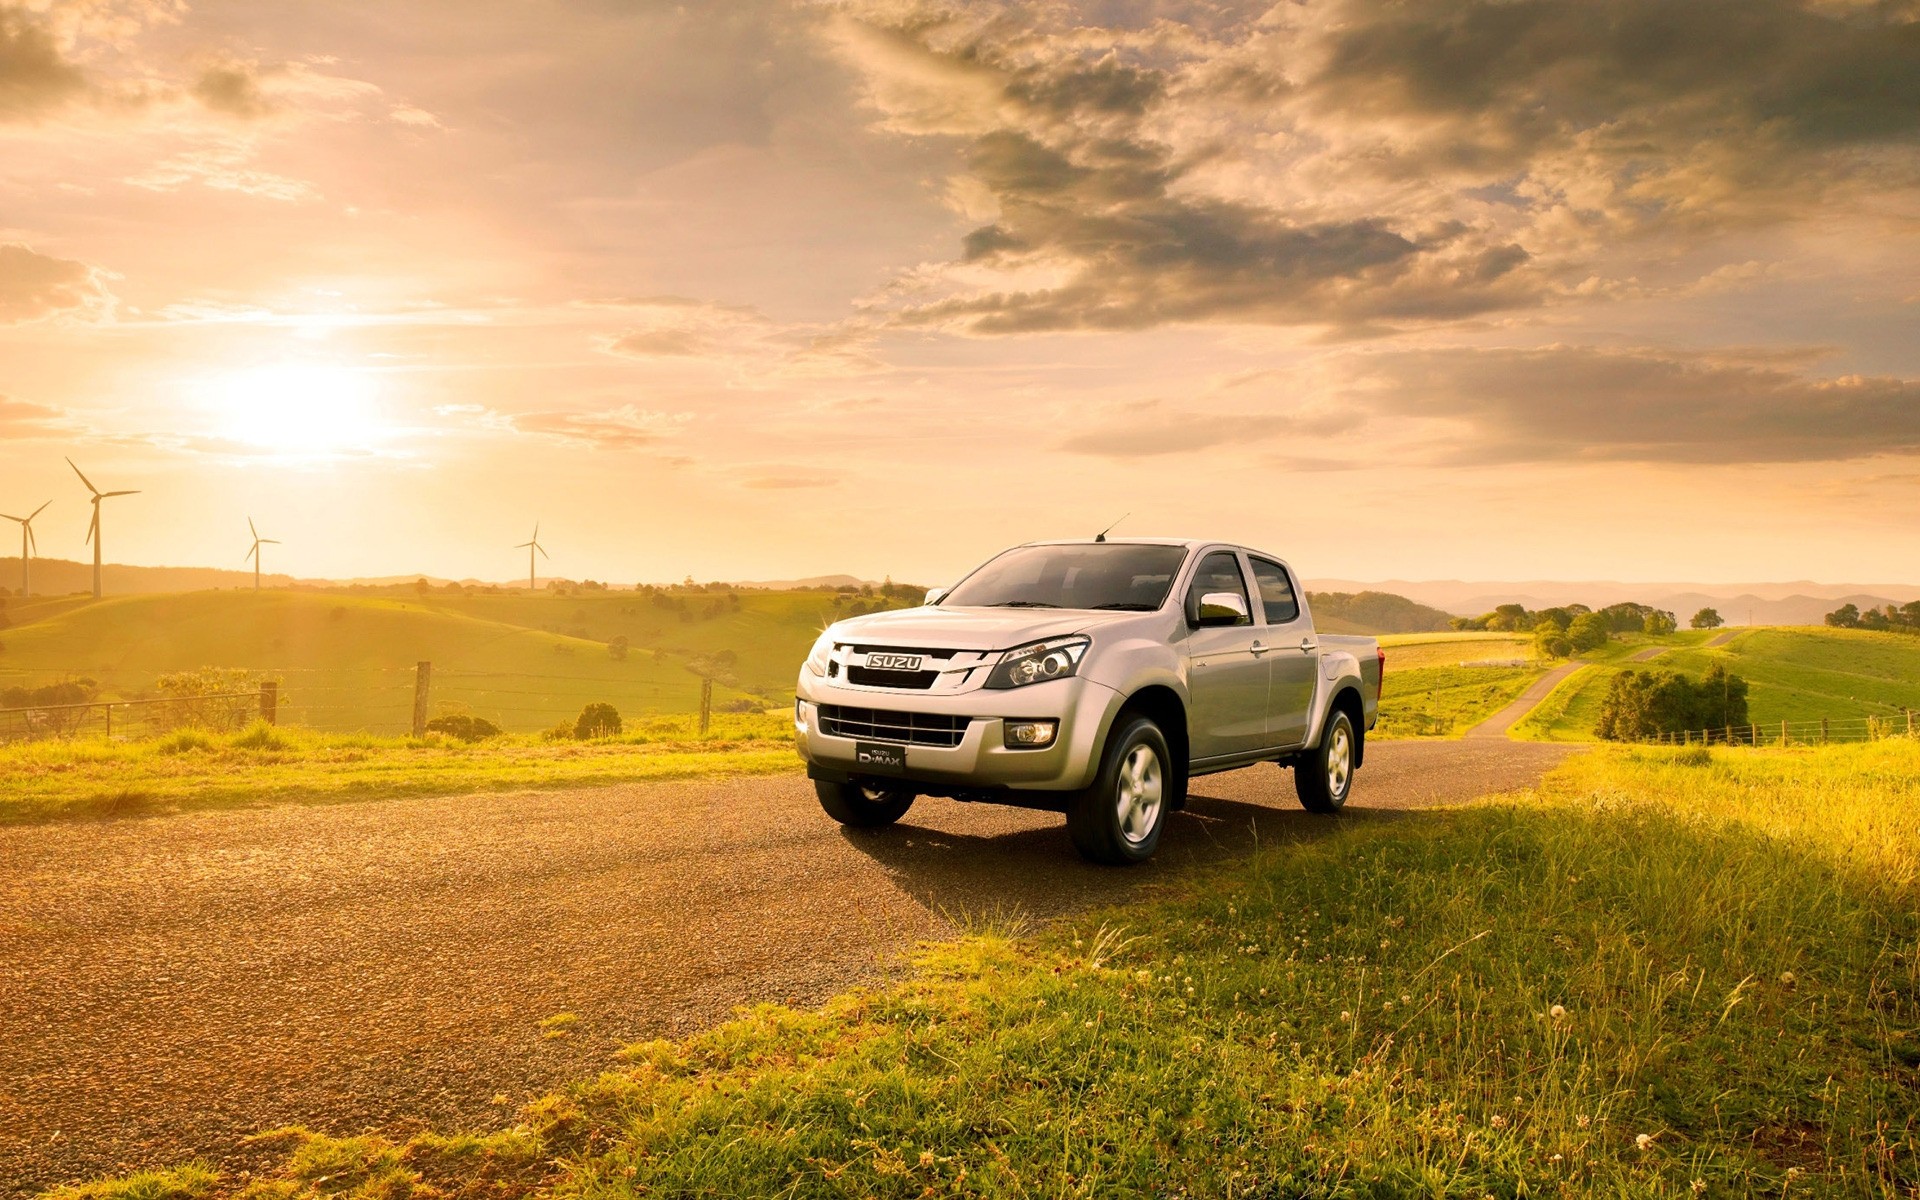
[845,667,940,689]
[818,705,970,747]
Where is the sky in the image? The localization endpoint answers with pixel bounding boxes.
[2,0,1918,588]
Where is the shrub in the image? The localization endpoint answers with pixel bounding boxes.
[230,720,291,751]
[608,635,629,661]
[1565,611,1611,652]
[149,668,264,733]
[574,702,622,739]
[425,714,503,742]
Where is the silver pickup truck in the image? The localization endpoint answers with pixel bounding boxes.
[794,539,1383,864]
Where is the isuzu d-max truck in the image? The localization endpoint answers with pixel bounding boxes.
[794,539,1383,864]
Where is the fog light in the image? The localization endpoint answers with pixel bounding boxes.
[794,699,807,731]
[1003,719,1058,749]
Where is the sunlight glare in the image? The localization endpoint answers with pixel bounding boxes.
[208,364,390,456]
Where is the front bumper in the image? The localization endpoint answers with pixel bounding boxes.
[794,672,1122,794]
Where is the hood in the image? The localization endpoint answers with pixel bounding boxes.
[828,605,1137,651]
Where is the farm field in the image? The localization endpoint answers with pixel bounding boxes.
[1370,632,1548,738]
[1517,628,1920,742]
[83,740,1920,1198]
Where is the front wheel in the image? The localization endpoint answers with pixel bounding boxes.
[816,780,915,827]
[1067,715,1175,865]
[1295,709,1357,814]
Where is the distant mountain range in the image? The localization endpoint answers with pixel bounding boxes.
[1307,579,1920,625]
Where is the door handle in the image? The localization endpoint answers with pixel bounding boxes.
[1299,638,1316,653]
[1249,640,1268,657]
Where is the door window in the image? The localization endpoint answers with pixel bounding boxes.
[1248,557,1301,625]
[1186,552,1252,626]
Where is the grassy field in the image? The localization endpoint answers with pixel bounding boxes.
[1518,628,1920,742]
[1373,664,1546,738]
[0,713,795,824]
[77,740,1920,1199]
[0,587,862,733]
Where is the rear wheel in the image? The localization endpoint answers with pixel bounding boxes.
[816,780,915,827]
[1068,715,1174,865]
[1295,708,1357,814]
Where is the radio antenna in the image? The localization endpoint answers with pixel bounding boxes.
[1093,513,1129,543]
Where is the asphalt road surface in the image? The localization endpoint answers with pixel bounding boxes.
[0,739,1576,1193]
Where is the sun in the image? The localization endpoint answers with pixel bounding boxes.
[206,364,391,456]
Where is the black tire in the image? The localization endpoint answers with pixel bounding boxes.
[1295,708,1358,814]
[816,780,915,827]
[1067,715,1175,865]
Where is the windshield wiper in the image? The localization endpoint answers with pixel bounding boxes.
[1090,602,1156,611]
[988,600,1061,608]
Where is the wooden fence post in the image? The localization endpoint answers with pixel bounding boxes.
[1820,716,1829,745]
[1781,719,1788,747]
[412,661,431,737]
[699,677,713,736]
[1908,709,1915,738]
[104,703,112,741]
[260,681,278,726]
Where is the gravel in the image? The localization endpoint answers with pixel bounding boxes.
[0,739,1576,1193]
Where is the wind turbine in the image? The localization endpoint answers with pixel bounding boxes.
[68,458,139,600]
[515,522,548,591]
[0,500,50,597]
[244,517,280,592]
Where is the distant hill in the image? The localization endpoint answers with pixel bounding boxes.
[1309,578,1920,624]
[0,556,296,597]
[1307,590,1455,634]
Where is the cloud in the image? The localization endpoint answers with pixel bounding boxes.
[736,467,838,489]
[0,394,71,436]
[595,296,887,377]
[125,144,320,200]
[1349,346,1920,464]
[191,61,275,118]
[0,4,86,121]
[507,405,691,450]
[1059,397,1363,458]
[0,243,114,322]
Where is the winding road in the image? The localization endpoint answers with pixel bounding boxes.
[0,740,1575,1193]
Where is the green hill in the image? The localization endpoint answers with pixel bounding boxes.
[0,587,874,734]
[1516,627,1920,741]
[1307,590,1454,634]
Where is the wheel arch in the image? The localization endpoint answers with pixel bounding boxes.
[1327,685,1367,769]
[1115,684,1189,806]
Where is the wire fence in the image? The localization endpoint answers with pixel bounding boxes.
[0,661,782,744]
[1646,713,1919,747]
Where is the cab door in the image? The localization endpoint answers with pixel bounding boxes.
[1182,550,1270,760]
[1248,555,1318,747]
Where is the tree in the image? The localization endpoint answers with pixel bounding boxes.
[1533,619,1572,659]
[1824,602,1860,628]
[1691,607,1724,630]
[1595,665,1749,741]
[607,634,629,661]
[1566,611,1611,652]
[1643,610,1678,636]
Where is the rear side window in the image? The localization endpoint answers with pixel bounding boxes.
[1249,557,1301,625]
[1186,552,1252,626]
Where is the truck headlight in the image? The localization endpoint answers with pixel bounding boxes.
[803,633,834,677]
[984,636,1089,689]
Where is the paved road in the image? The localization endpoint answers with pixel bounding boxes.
[1464,663,1584,738]
[0,741,1575,1193]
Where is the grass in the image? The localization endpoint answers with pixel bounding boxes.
[1516,628,1920,742]
[1373,664,1547,738]
[0,713,797,824]
[84,740,1920,1198]
[1378,631,1538,668]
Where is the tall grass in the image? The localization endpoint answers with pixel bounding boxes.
[0,713,796,824]
[117,742,1918,1198]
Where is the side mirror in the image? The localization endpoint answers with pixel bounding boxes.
[924,587,949,606]
[1192,591,1248,627]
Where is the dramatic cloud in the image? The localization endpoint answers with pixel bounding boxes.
[191,61,275,118]
[1060,396,1362,458]
[832,0,1920,336]
[1351,346,1920,464]
[0,244,113,323]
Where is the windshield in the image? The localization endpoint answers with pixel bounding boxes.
[939,543,1189,611]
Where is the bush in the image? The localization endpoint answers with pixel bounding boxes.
[230,720,291,751]
[1565,611,1611,652]
[574,702,622,739]
[608,635,629,661]
[149,668,264,733]
[425,714,502,742]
